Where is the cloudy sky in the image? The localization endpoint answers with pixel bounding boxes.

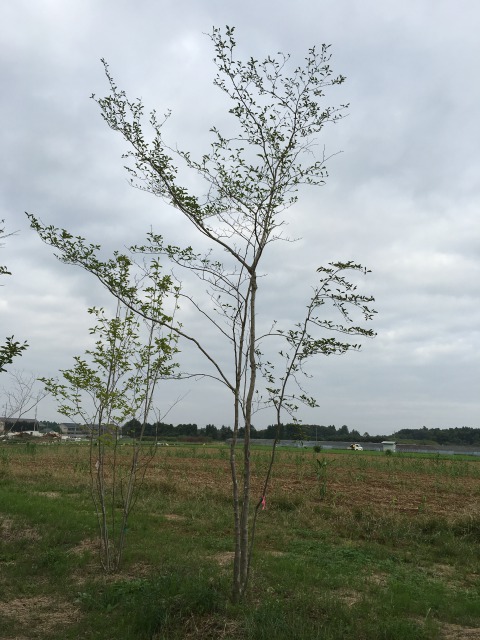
[1,0,479,435]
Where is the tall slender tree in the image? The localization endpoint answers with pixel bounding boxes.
[29,26,376,600]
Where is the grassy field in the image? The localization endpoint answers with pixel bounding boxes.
[1,442,479,639]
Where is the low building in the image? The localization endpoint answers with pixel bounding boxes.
[58,423,89,438]
[381,441,396,452]
[0,417,41,433]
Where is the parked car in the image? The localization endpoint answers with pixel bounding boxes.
[349,443,363,451]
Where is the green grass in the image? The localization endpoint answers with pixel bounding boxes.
[0,442,479,639]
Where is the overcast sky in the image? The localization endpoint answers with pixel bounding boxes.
[1,0,479,435]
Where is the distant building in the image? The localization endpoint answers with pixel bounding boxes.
[58,422,89,438]
[0,417,40,433]
[57,423,120,438]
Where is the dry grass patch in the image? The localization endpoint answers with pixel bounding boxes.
[71,545,154,585]
[0,516,40,542]
[441,622,480,639]
[0,596,80,635]
[430,563,456,577]
[366,572,389,587]
[170,614,243,640]
[68,537,99,556]
[34,491,61,499]
[335,588,362,607]
[164,513,187,522]
[212,551,235,567]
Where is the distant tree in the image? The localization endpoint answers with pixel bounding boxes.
[205,423,219,439]
[264,424,282,439]
[326,425,337,436]
[177,423,198,436]
[123,417,142,438]
[155,422,175,437]
[219,425,233,441]
[143,422,156,437]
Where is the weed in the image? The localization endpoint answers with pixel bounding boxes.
[25,441,37,456]
[315,457,329,499]
[418,495,428,513]
[0,446,9,464]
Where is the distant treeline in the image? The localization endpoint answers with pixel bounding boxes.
[119,422,480,446]
[392,426,480,446]
[8,420,480,446]
[123,420,480,446]
[120,421,370,442]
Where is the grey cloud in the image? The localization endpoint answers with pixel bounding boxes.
[1,0,479,433]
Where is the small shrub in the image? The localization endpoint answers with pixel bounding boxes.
[25,441,37,456]
[316,457,329,499]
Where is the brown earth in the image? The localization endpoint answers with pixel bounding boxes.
[146,451,480,520]
[5,446,480,520]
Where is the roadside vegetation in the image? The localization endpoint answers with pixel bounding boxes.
[1,442,479,639]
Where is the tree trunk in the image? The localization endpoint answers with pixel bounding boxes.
[232,273,257,601]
